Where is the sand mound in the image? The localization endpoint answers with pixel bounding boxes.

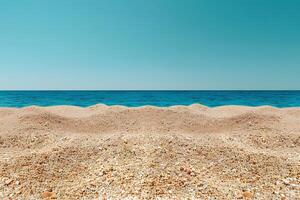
[0,104,299,199]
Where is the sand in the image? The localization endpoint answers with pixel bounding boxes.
[0,104,299,199]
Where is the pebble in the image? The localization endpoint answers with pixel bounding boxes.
[283,179,290,185]
[280,193,286,200]
[242,191,253,198]
[4,179,13,185]
[290,183,300,189]
[41,191,56,199]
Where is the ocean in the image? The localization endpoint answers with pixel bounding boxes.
[0,91,300,108]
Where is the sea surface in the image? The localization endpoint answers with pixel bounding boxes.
[0,91,300,108]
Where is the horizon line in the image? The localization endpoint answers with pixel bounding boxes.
[0,89,300,92]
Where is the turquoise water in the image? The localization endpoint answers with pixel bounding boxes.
[0,91,300,108]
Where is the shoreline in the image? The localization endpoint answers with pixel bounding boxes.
[1,103,300,109]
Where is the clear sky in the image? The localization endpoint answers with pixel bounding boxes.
[0,0,299,90]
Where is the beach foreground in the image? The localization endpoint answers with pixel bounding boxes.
[0,104,299,199]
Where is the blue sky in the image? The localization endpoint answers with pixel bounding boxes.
[0,0,299,90]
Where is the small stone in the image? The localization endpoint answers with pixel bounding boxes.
[290,183,300,188]
[283,179,290,185]
[242,191,253,198]
[276,180,281,185]
[102,192,107,200]
[41,191,56,199]
[4,179,13,185]
[90,181,97,187]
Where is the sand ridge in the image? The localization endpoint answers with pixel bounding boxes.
[0,104,299,199]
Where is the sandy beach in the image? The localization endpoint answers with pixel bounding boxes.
[0,104,299,199]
